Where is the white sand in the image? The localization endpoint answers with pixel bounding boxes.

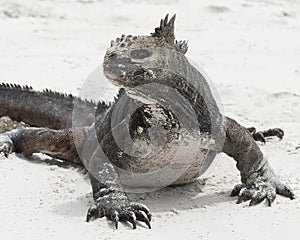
[0,0,299,239]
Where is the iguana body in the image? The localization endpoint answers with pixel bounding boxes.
[0,14,294,229]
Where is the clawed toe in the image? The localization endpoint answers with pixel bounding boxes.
[249,190,271,206]
[236,187,274,206]
[232,180,294,206]
[252,132,266,143]
[276,183,295,200]
[86,204,105,222]
[0,136,14,157]
[109,210,120,229]
[106,206,151,229]
[118,211,136,229]
[130,202,152,222]
[231,184,245,197]
[135,210,151,229]
[86,193,151,230]
[247,127,284,143]
[271,128,284,139]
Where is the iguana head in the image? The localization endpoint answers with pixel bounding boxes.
[103,14,188,89]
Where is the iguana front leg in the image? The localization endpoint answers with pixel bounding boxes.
[88,173,151,229]
[85,141,151,229]
[0,127,151,229]
[0,128,82,162]
[223,117,295,205]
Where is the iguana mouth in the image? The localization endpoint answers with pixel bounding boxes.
[103,56,146,86]
[126,68,146,78]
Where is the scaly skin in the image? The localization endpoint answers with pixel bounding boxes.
[0,14,294,229]
[0,83,100,129]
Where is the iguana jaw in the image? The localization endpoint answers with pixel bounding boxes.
[103,56,147,88]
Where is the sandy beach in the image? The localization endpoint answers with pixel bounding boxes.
[0,0,299,239]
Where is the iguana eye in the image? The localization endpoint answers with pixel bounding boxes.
[130,49,152,59]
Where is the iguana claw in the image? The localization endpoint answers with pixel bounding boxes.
[86,190,151,229]
[248,127,284,143]
[0,134,14,157]
[231,178,295,206]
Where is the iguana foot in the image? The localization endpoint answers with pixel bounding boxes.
[86,188,151,229]
[247,127,284,143]
[231,178,295,206]
[0,134,14,157]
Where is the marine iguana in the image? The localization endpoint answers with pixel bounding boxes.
[0,14,294,230]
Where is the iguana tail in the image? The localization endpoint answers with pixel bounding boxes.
[0,83,97,129]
